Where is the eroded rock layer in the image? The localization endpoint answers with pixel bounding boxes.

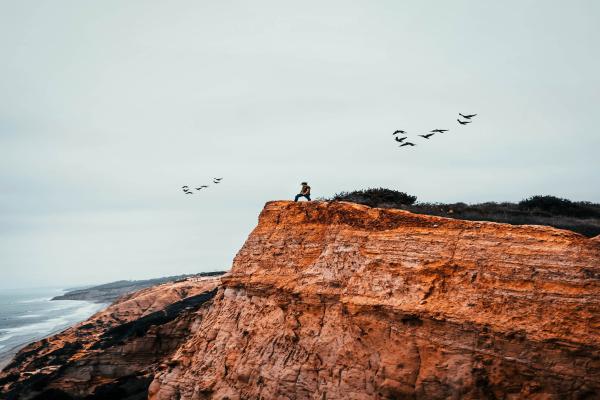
[2,201,599,399]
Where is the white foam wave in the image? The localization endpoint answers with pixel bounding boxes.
[0,302,105,344]
[17,297,51,304]
[17,314,42,319]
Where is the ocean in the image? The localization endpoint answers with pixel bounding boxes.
[0,287,107,368]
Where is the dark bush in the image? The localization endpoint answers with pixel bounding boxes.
[519,195,600,218]
[331,188,417,208]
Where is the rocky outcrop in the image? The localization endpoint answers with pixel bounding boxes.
[2,201,599,399]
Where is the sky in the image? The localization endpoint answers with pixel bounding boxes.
[1,1,599,289]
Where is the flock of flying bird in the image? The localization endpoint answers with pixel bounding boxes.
[393,112,477,148]
[181,178,223,195]
[179,113,477,195]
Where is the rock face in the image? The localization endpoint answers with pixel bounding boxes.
[2,201,599,399]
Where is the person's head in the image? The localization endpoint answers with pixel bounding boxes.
[301,182,307,186]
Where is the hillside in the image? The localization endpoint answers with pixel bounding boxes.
[52,272,226,303]
[1,201,599,399]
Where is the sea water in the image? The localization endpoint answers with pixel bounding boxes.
[0,287,107,366]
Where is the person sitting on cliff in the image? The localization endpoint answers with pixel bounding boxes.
[294,182,311,202]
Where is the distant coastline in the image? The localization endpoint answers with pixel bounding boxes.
[1,272,226,371]
[51,271,227,304]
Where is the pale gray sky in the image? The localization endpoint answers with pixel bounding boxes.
[1,1,599,289]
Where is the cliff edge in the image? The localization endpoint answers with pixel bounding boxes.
[1,201,599,399]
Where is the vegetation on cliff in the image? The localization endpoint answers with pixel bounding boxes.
[325,189,600,237]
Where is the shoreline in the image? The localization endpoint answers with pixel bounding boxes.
[0,300,109,372]
[0,342,26,371]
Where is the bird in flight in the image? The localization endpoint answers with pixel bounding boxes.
[419,133,435,139]
[430,129,448,133]
[394,136,408,143]
[457,119,471,125]
[213,178,222,184]
[185,192,193,195]
[195,185,209,190]
[393,130,406,135]
[400,142,416,147]
[459,113,477,119]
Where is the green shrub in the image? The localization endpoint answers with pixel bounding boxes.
[331,188,417,207]
[518,195,599,218]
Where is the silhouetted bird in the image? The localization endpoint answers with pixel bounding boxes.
[195,186,209,190]
[182,186,188,189]
[185,192,193,195]
[419,133,435,139]
[457,119,471,125]
[459,113,477,119]
[393,130,406,135]
[394,136,408,143]
[400,142,416,147]
[431,129,448,133]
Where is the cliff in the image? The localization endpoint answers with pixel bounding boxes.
[1,201,599,399]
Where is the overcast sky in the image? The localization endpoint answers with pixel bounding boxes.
[1,1,599,289]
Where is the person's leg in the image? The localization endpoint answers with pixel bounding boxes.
[305,194,311,201]
[294,194,301,202]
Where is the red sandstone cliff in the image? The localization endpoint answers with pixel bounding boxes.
[1,201,599,399]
